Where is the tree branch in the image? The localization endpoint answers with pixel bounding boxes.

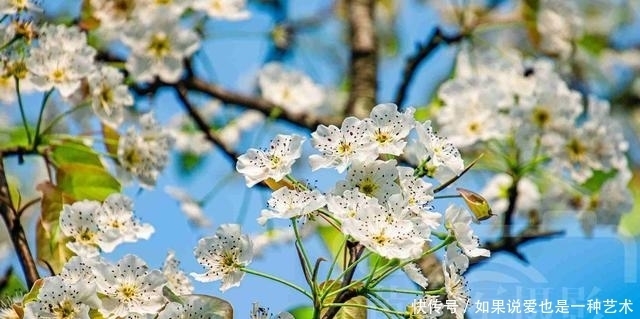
[345,0,378,118]
[322,242,365,319]
[174,84,239,164]
[0,153,40,288]
[183,77,343,129]
[393,28,464,109]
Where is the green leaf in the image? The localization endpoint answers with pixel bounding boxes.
[319,280,367,319]
[22,278,43,304]
[0,268,27,298]
[56,163,120,201]
[101,123,120,158]
[181,294,233,319]
[50,140,103,167]
[1,126,32,149]
[619,171,640,237]
[35,182,75,273]
[318,226,347,270]
[178,152,204,175]
[162,286,185,304]
[287,305,314,319]
[581,170,617,193]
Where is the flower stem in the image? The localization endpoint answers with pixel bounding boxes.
[14,77,32,145]
[323,302,406,316]
[33,89,54,148]
[241,267,312,300]
[370,287,424,295]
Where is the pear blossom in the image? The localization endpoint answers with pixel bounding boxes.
[27,25,96,97]
[402,263,429,289]
[121,16,200,83]
[0,0,39,14]
[59,200,104,258]
[191,224,254,291]
[87,65,133,128]
[59,256,98,285]
[117,113,172,188]
[94,193,155,252]
[191,0,250,20]
[163,250,194,295]
[444,205,490,258]
[397,166,434,211]
[341,199,425,260]
[334,160,401,203]
[258,63,324,115]
[93,254,167,317]
[309,117,377,173]
[257,188,326,225]
[24,276,101,319]
[236,134,304,187]
[364,103,415,155]
[537,0,583,59]
[410,121,464,183]
[326,189,379,223]
[442,248,470,319]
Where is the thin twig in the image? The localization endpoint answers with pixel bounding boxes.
[393,28,464,109]
[322,242,365,319]
[174,84,239,164]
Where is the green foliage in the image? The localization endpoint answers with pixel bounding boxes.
[620,171,640,237]
[581,169,618,193]
[287,305,314,319]
[319,280,367,319]
[318,226,347,270]
[56,163,120,201]
[35,182,75,274]
[0,268,27,299]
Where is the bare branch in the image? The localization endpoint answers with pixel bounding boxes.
[345,0,378,118]
[0,152,40,288]
[394,28,464,109]
[174,84,239,164]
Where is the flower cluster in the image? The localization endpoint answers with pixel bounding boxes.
[19,253,214,319]
[59,193,154,258]
[435,46,632,235]
[258,63,326,116]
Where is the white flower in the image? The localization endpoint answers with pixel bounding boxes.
[410,121,464,183]
[309,117,377,173]
[258,63,325,116]
[397,166,434,211]
[59,200,103,258]
[24,276,101,319]
[87,65,133,128]
[122,16,200,82]
[402,263,429,289]
[442,252,470,319]
[236,134,305,187]
[191,0,250,20]
[27,25,96,97]
[94,193,154,252]
[59,256,97,285]
[191,224,253,291]
[93,254,167,317]
[444,205,490,258]
[257,188,326,225]
[364,103,415,155]
[163,250,194,295]
[326,189,378,223]
[537,0,583,59]
[165,186,213,228]
[341,199,425,260]
[117,113,172,188]
[334,160,401,203]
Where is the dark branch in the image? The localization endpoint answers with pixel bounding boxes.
[0,152,40,288]
[322,242,365,319]
[394,28,464,109]
[345,0,378,118]
[174,84,239,164]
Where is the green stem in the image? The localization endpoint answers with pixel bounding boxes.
[366,291,402,315]
[242,267,312,300]
[33,89,54,148]
[370,287,424,295]
[14,77,32,145]
[364,295,394,319]
[292,218,314,283]
[369,237,454,287]
[39,103,90,136]
[324,237,346,284]
[322,251,372,300]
